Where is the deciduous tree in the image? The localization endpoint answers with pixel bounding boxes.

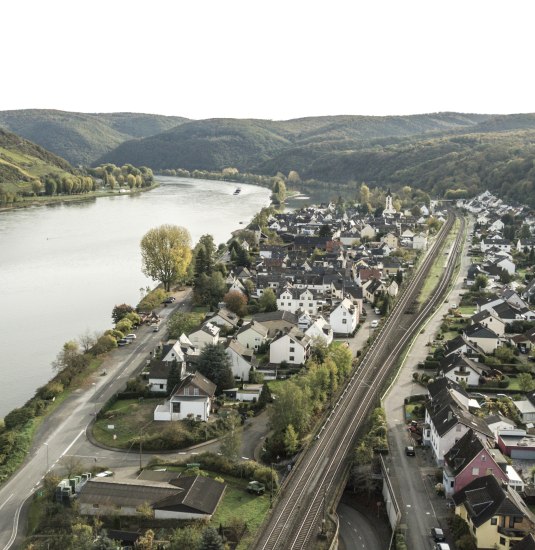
[224,290,248,317]
[197,344,234,393]
[258,288,277,312]
[140,225,192,291]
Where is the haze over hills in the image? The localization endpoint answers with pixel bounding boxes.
[1,109,535,207]
[0,110,188,166]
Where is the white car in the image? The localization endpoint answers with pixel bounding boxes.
[95,470,113,478]
[125,333,136,340]
[371,320,379,328]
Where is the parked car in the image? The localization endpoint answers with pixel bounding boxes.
[431,527,445,542]
[405,446,415,456]
[374,307,381,315]
[162,297,176,304]
[153,325,160,332]
[434,544,450,550]
[95,470,114,478]
[371,320,379,328]
[125,333,136,340]
[117,338,129,346]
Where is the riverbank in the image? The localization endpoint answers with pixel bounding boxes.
[0,182,160,212]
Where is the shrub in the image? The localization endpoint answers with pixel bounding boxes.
[37,381,64,400]
[116,318,133,334]
[4,407,34,430]
[91,334,117,355]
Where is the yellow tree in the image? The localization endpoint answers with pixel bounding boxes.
[140,225,192,291]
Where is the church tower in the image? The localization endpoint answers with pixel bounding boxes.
[383,188,396,215]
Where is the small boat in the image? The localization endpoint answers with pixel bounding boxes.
[233,187,241,195]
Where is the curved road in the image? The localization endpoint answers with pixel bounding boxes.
[0,289,192,550]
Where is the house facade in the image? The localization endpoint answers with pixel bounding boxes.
[154,372,216,422]
[269,328,311,365]
[329,298,358,335]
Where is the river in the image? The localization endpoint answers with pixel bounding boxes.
[0,176,271,418]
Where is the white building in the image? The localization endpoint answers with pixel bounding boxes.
[225,339,255,381]
[188,322,220,350]
[235,320,269,351]
[269,328,311,365]
[154,372,216,422]
[329,298,358,335]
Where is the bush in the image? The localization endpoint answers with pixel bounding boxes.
[91,334,117,355]
[116,318,133,335]
[37,381,64,400]
[4,407,34,430]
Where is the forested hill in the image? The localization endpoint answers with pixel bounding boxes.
[0,127,73,185]
[98,113,490,170]
[0,110,188,166]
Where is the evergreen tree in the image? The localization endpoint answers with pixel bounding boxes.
[197,343,234,393]
[167,359,182,395]
[199,527,225,550]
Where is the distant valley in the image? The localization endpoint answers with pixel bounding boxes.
[1,109,535,207]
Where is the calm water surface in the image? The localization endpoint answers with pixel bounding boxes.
[0,177,270,417]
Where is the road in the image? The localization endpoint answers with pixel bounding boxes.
[382,215,473,550]
[337,503,384,550]
[0,289,192,550]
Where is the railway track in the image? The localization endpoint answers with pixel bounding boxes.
[255,211,465,550]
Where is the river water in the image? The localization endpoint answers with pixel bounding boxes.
[0,177,270,418]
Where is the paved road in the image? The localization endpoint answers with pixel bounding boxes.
[337,503,384,550]
[0,289,192,550]
[382,216,473,550]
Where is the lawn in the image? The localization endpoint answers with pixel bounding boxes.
[92,398,162,448]
[458,306,476,315]
[211,477,271,549]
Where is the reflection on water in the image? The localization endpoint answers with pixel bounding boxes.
[0,177,270,417]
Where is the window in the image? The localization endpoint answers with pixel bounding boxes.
[290,347,295,352]
[299,302,303,307]
[500,537,506,546]
[194,388,199,396]
[342,319,347,324]
[184,387,189,396]
[509,517,515,528]
[472,467,479,475]
[159,384,164,390]
[450,481,454,488]
[486,468,493,475]
[172,402,181,413]
[289,356,294,361]
[481,455,486,461]
[491,517,497,526]
[309,303,313,307]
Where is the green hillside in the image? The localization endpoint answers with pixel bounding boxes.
[0,110,187,166]
[0,128,73,185]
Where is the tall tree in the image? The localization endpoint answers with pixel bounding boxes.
[194,272,226,308]
[196,343,234,393]
[167,360,182,395]
[140,225,192,291]
[259,288,277,312]
[223,290,248,316]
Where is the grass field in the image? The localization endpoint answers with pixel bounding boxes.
[92,398,162,448]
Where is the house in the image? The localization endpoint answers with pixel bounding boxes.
[235,320,269,351]
[304,315,333,345]
[154,372,216,422]
[329,297,358,336]
[463,323,500,354]
[209,308,241,330]
[269,327,311,365]
[470,310,506,337]
[226,339,255,382]
[276,286,324,315]
[412,233,428,250]
[78,475,225,520]
[452,475,535,550]
[188,322,220,350]
[423,378,494,464]
[252,310,299,338]
[362,278,385,303]
[484,414,516,440]
[236,384,263,402]
[442,429,509,497]
[381,232,399,250]
[438,353,490,387]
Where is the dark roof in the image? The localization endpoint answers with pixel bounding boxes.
[452,475,529,527]
[513,534,535,550]
[148,360,172,380]
[444,429,504,476]
[463,323,498,339]
[173,372,216,398]
[155,475,226,515]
